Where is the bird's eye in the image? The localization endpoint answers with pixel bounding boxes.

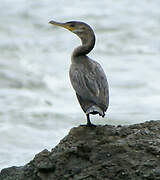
[70,24,75,27]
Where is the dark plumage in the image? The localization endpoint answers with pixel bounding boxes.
[49,20,109,126]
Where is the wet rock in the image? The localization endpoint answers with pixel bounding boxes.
[1,120,160,180]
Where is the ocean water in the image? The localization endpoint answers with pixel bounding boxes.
[0,0,160,170]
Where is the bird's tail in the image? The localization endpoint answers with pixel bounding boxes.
[86,105,105,117]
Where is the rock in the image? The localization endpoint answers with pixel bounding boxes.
[1,120,160,180]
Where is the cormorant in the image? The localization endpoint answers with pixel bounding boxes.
[49,20,109,126]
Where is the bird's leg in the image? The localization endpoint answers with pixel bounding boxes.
[86,114,96,127]
[87,114,91,126]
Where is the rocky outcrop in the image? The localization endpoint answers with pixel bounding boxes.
[1,120,160,180]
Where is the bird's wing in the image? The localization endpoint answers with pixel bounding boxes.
[69,61,109,110]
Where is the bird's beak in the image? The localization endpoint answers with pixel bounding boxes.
[49,20,75,31]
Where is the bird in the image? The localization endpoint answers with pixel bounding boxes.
[49,20,109,127]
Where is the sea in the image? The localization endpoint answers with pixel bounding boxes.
[0,0,160,170]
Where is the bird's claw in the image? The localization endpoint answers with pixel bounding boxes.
[80,123,97,127]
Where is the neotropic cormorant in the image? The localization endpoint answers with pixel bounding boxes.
[49,20,109,126]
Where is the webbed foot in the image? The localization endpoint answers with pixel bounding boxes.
[80,123,97,127]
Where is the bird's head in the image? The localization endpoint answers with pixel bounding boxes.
[49,20,95,53]
[49,20,93,37]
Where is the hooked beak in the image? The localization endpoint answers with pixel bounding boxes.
[49,20,75,31]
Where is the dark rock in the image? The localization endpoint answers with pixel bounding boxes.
[1,120,160,180]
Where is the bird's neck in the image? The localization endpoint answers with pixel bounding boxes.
[72,31,95,59]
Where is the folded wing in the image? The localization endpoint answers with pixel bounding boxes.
[69,60,109,112]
